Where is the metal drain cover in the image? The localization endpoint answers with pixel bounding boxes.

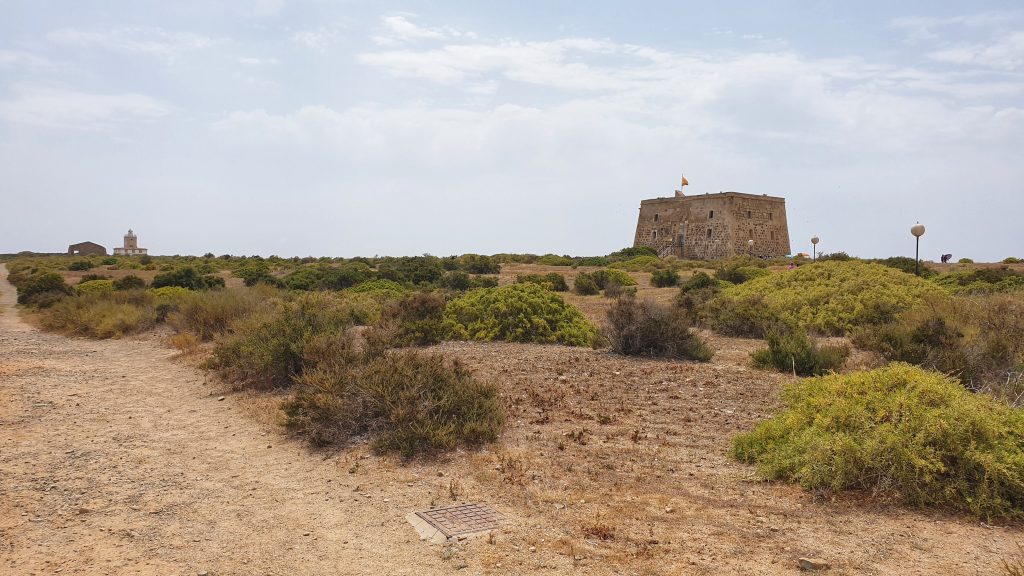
[406,503,505,544]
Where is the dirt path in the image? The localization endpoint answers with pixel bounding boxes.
[0,265,454,575]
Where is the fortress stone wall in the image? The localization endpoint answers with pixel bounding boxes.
[633,191,791,259]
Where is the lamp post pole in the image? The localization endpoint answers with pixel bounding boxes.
[911,223,926,275]
[811,236,819,262]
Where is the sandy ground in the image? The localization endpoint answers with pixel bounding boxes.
[3,263,1024,575]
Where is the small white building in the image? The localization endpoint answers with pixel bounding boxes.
[113,229,148,256]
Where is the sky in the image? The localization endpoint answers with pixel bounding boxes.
[0,1,1022,260]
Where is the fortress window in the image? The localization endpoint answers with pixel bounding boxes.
[749,229,753,239]
[747,210,752,218]
[771,231,776,241]
[706,228,712,239]
[769,212,773,220]
[708,210,714,219]
[652,230,658,240]
[654,213,659,222]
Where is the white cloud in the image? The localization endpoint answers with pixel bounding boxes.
[291,26,344,51]
[251,0,286,18]
[371,13,476,47]
[928,31,1024,70]
[0,86,171,130]
[0,50,54,70]
[891,11,1022,43]
[237,56,279,66]
[46,27,215,57]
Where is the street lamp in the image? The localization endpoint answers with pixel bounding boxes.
[811,236,819,262]
[747,238,754,257]
[911,223,926,275]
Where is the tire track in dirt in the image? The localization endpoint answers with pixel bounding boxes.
[0,264,451,576]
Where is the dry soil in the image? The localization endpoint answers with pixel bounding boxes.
[2,263,1023,575]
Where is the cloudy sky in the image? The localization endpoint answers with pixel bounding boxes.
[1,1,1021,260]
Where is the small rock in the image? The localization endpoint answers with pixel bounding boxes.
[217,396,225,401]
[797,557,831,571]
[529,546,536,553]
[77,507,91,515]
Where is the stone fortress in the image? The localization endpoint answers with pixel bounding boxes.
[633,176,791,259]
[113,229,148,256]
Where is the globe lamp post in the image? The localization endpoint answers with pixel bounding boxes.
[811,236,819,262]
[911,223,926,275]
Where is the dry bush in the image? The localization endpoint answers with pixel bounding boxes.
[283,351,505,456]
[853,293,1024,391]
[603,296,712,361]
[369,291,449,347]
[38,291,158,338]
[751,327,850,376]
[208,293,363,390]
[168,287,273,341]
[582,518,616,541]
[168,332,201,354]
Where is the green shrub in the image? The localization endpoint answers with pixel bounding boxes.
[152,267,225,290]
[15,271,72,306]
[703,294,782,337]
[604,297,712,361]
[958,258,974,264]
[100,257,117,266]
[731,363,1024,519]
[441,271,472,291]
[679,271,717,293]
[444,283,597,346]
[283,351,504,456]
[74,279,115,296]
[208,293,367,390]
[454,254,501,274]
[577,269,637,291]
[817,251,853,261]
[853,293,1024,389]
[79,274,110,283]
[1004,257,1023,264]
[710,261,946,335]
[516,272,569,292]
[574,256,610,267]
[347,279,408,299]
[113,275,147,290]
[933,266,1024,295]
[873,256,936,278]
[150,286,192,301]
[378,257,444,285]
[716,265,770,285]
[235,262,277,287]
[606,246,658,260]
[650,268,680,287]
[573,274,600,295]
[675,272,723,322]
[751,327,849,376]
[609,255,664,272]
[68,260,93,271]
[470,275,499,288]
[536,254,574,266]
